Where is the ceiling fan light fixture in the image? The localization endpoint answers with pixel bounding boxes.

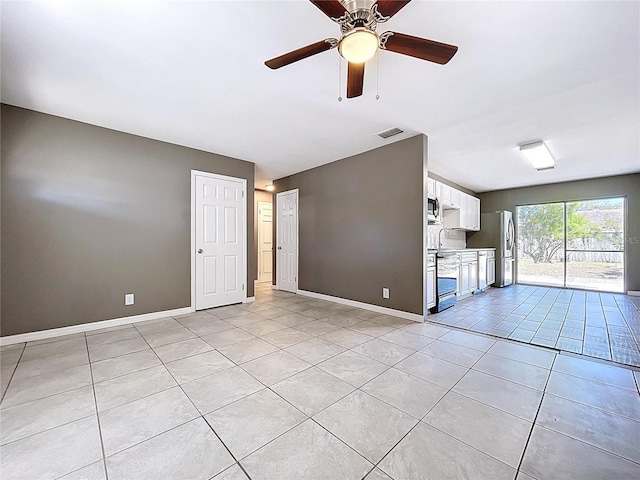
[519,141,556,171]
[338,28,378,63]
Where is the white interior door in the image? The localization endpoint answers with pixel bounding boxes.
[194,172,245,310]
[257,201,273,283]
[276,190,298,293]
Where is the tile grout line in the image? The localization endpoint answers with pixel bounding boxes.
[117,324,249,478]
[85,332,110,480]
[371,347,518,478]
[201,415,254,480]
[152,310,314,480]
[185,303,409,476]
[514,352,558,477]
[0,343,27,405]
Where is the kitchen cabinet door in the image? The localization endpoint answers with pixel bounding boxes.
[478,255,487,290]
[469,261,478,291]
[427,267,436,308]
[427,178,436,197]
[439,183,452,205]
[487,258,496,285]
[469,196,481,231]
[460,264,470,294]
[458,193,469,228]
[449,188,460,208]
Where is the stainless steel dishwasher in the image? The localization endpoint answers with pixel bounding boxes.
[431,250,458,313]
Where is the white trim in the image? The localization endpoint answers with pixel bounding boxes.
[271,285,279,290]
[0,307,192,346]
[422,135,429,321]
[628,291,640,297]
[191,170,248,311]
[244,296,256,303]
[297,289,423,323]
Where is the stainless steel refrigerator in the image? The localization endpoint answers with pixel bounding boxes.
[467,210,515,287]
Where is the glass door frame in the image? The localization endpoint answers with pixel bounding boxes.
[515,195,626,293]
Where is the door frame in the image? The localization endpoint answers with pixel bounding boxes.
[190,170,247,311]
[257,200,273,284]
[275,189,299,292]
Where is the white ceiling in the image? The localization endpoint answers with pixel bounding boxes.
[2,1,638,192]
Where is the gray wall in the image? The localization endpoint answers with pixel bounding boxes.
[254,189,273,281]
[1,105,255,336]
[274,135,426,315]
[475,173,640,292]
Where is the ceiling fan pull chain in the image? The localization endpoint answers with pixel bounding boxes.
[338,56,343,102]
[375,49,380,100]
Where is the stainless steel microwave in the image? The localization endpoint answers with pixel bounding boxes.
[428,197,440,223]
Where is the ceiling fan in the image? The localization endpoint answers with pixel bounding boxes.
[265,0,458,99]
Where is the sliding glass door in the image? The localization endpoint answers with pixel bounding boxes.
[516,198,625,293]
[516,203,565,287]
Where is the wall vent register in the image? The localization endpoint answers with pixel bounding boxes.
[376,127,404,139]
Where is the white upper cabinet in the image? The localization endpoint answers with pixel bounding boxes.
[449,188,460,208]
[438,182,452,205]
[435,180,480,231]
[468,196,480,230]
[427,178,437,197]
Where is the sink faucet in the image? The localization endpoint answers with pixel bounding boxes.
[438,228,449,249]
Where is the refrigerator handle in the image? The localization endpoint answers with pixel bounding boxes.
[507,218,515,251]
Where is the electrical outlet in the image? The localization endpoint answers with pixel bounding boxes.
[125,293,134,306]
[382,288,390,299]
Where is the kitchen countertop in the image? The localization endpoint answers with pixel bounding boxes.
[428,247,495,252]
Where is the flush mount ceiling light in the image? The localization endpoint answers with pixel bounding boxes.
[265,185,275,192]
[338,28,378,63]
[519,141,556,171]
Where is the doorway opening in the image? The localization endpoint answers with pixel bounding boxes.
[257,201,273,284]
[516,197,625,293]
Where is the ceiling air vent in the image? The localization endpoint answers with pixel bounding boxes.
[376,127,404,139]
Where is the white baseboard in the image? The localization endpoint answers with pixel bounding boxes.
[244,296,256,303]
[0,307,193,346]
[271,285,279,290]
[628,291,640,297]
[297,290,424,323]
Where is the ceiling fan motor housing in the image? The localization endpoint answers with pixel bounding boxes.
[341,0,376,14]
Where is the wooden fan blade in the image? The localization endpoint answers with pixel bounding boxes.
[376,0,411,19]
[347,62,365,98]
[309,0,347,20]
[265,39,337,69]
[381,32,458,64]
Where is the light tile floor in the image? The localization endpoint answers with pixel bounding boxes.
[1,283,639,479]
[428,285,640,367]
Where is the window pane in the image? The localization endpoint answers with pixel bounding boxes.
[566,198,624,252]
[566,251,624,292]
[516,203,565,287]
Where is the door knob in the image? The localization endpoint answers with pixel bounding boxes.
[277,246,282,250]
[197,249,203,254]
